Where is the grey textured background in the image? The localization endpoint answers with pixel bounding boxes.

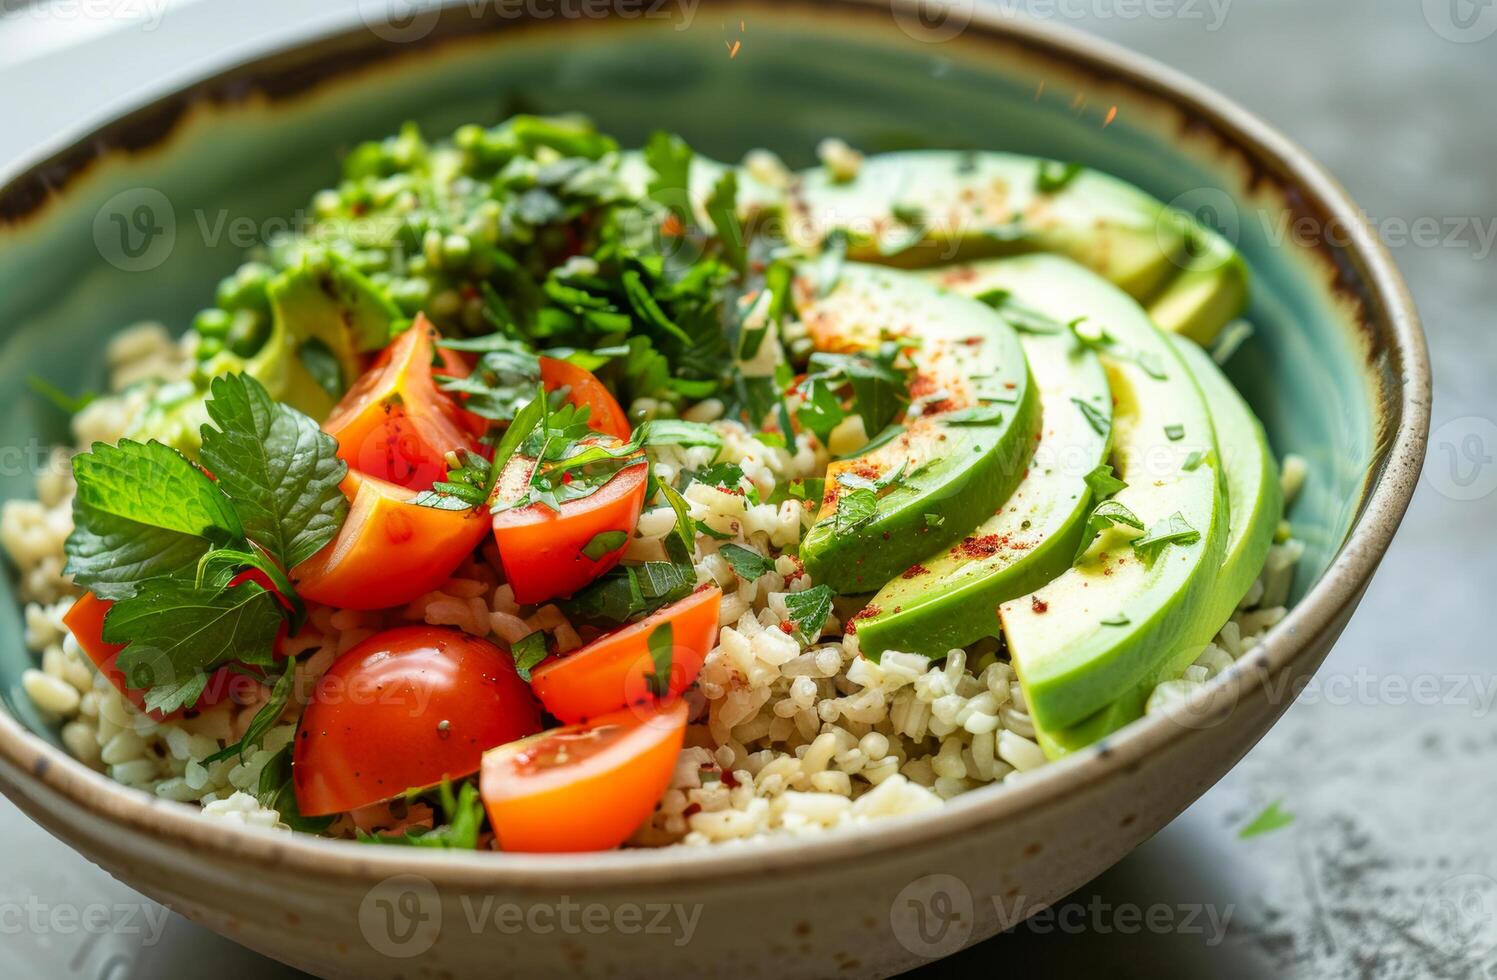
[0,1,1493,977]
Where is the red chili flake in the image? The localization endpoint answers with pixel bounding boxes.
[660,213,686,238]
[901,564,930,580]
[844,605,882,635]
[778,621,795,635]
[1031,596,1049,614]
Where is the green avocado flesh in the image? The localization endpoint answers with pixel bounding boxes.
[853,281,1112,659]
[977,256,1228,734]
[796,263,1040,596]
[1038,334,1283,756]
[788,151,1187,302]
[1145,221,1250,345]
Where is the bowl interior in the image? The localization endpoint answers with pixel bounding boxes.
[0,5,1379,743]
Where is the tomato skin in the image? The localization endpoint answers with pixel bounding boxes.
[531,586,721,723]
[540,357,631,441]
[480,699,687,852]
[293,470,489,610]
[293,626,542,817]
[490,458,647,605]
[323,314,479,490]
[63,592,249,721]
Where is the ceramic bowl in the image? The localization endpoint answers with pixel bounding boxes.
[0,2,1429,977]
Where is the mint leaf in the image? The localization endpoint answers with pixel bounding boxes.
[782,585,835,645]
[643,621,674,697]
[1074,499,1145,564]
[1083,463,1126,500]
[200,373,348,570]
[65,439,244,599]
[561,561,695,626]
[718,543,776,581]
[582,530,629,561]
[1239,800,1294,839]
[1131,512,1201,563]
[107,578,283,710]
[511,630,550,682]
[833,485,879,534]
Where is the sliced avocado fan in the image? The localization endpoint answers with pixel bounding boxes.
[795,262,1040,596]
[972,255,1229,735]
[853,272,1112,659]
[786,150,1250,344]
[1037,333,1284,756]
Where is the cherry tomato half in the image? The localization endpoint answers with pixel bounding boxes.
[531,586,721,723]
[480,699,687,852]
[64,592,251,722]
[323,314,479,490]
[489,455,647,606]
[293,626,542,817]
[293,469,489,610]
[539,357,631,441]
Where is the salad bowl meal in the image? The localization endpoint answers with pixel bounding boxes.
[0,2,1427,977]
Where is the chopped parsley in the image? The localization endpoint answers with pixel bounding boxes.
[1131,512,1201,563]
[718,543,777,581]
[1074,499,1145,564]
[1035,160,1084,194]
[1083,463,1126,500]
[643,621,675,697]
[1072,397,1111,436]
[782,585,835,645]
[511,630,550,682]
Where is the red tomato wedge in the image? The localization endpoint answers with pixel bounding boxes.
[489,454,647,606]
[531,586,722,723]
[293,470,489,610]
[63,592,248,721]
[480,699,687,852]
[323,314,479,490]
[539,357,631,441]
[294,626,542,817]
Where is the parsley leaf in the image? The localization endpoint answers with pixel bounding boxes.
[1131,512,1201,563]
[1074,499,1145,564]
[435,338,540,422]
[199,373,348,570]
[257,745,333,834]
[561,561,695,626]
[782,586,835,645]
[511,630,550,682]
[705,170,747,273]
[357,781,487,850]
[1072,397,1111,437]
[718,543,776,581]
[65,439,244,599]
[834,485,879,534]
[582,530,629,561]
[1083,463,1126,500]
[656,482,697,566]
[941,404,1005,426]
[975,289,1065,335]
[643,621,674,697]
[202,658,295,764]
[1036,160,1084,193]
[1239,800,1295,839]
[643,130,694,226]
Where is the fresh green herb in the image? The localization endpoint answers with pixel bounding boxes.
[840,423,906,460]
[925,512,945,528]
[1182,449,1210,472]
[634,419,724,449]
[705,170,747,273]
[582,530,629,561]
[1100,613,1131,627]
[753,431,787,450]
[941,404,1005,426]
[561,561,696,626]
[1164,423,1185,441]
[1083,463,1126,500]
[201,658,295,764]
[1072,397,1111,437]
[28,375,96,415]
[782,585,835,645]
[357,781,487,850]
[796,376,846,445]
[816,229,849,297]
[833,485,879,534]
[975,289,1064,335]
[643,622,674,697]
[511,630,550,682]
[297,338,344,398]
[435,337,540,422]
[257,745,333,834]
[1239,800,1294,839]
[1136,351,1169,381]
[1074,499,1145,564]
[643,130,694,227]
[890,202,925,226]
[1131,512,1201,563]
[1035,160,1084,193]
[415,384,546,511]
[718,543,776,581]
[657,482,697,566]
[801,342,909,440]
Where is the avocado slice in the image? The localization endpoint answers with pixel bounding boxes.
[1146,218,1250,345]
[853,290,1112,659]
[796,262,1041,596]
[787,151,1187,301]
[970,256,1228,733]
[1037,333,1283,756]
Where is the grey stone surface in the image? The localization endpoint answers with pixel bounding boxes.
[0,1,1491,977]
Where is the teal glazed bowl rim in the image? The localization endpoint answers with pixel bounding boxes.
[0,0,1430,887]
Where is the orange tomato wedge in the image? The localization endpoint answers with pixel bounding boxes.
[539,356,632,441]
[489,454,647,606]
[480,699,688,852]
[323,313,479,490]
[293,470,489,610]
[531,585,722,723]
